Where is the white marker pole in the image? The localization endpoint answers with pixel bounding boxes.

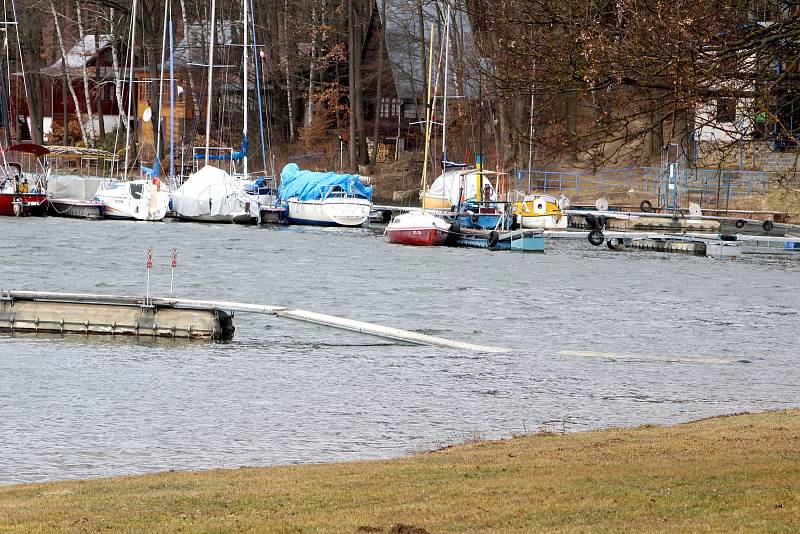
[146,247,153,304]
[170,248,177,298]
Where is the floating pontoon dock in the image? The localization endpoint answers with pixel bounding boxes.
[0,291,508,353]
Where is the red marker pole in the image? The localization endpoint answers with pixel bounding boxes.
[145,247,153,304]
[170,249,177,298]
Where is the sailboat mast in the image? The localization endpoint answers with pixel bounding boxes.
[204,0,217,166]
[169,4,175,186]
[154,0,170,176]
[440,5,451,170]
[242,0,248,178]
[419,22,435,205]
[122,0,138,180]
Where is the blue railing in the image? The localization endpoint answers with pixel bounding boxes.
[512,167,771,202]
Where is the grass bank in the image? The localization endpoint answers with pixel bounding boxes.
[1,410,798,533]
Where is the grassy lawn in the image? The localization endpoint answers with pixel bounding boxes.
[1,409,798,533]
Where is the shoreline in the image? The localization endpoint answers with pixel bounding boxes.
[1,408,798,532]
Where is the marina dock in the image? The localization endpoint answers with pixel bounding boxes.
[0,291,509,353]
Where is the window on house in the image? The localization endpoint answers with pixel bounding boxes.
[139,82,149,104]
[380,97,399,118]
[716,98,737,123]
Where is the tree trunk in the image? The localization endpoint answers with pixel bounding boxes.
[283,0,295,141]
[370,0,386,165]
[177,0,201,146]
[75,0,98,146]
[94,32,106,141]
[17,5,45,144]
[51,0,89,146]
[353,0,368,166]
[109,8,127,136]
[305,3,318,127]
[347,0,356,167]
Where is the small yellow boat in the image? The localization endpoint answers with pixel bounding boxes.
[513,194,569,229]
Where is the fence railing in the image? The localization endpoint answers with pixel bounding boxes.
[512,167,772,204]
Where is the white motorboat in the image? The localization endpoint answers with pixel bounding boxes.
[286,191,372,226]
[278,163,373,227]
[94,179,170,221]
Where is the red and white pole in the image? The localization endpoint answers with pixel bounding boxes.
[170,248,177,298]
[145,247,153,304]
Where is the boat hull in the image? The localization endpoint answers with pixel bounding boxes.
[176,213,256,224]
[48,199,104,219]
[387,227,450,246]
[0,193,48,216]
[286,197,371,227]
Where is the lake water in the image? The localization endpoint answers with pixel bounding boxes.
[1,217,798,484]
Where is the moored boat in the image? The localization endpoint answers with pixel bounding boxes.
[278,163,373,227]
[513,194,569,229]
[386,210,451,246]
[94,178,170,221]
[172,165,260,223]
[0,144,49,217]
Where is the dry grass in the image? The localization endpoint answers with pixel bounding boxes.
[1,410,798,533]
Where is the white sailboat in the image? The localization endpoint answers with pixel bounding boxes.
[93,0,170,221]
[172,0,260,223]
[386,19,452,245]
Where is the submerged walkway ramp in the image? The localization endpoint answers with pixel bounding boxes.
[3,291,509,353]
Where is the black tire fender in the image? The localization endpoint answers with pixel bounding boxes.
[762,220,774,232]
[640,199,653,213]
[588,229,605,246]
[735,219,746,229]
[488,231,499,248]
[450,222,461,234]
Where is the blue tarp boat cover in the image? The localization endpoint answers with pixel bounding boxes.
[278,163,372,202]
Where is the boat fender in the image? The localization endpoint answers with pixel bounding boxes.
[640,199,652,212]
[584,214,598,229]
[735,219,746,228]
[720,234,737,241]
[587,229,604,246]
[762,220,774,232]
[450,222,461,234]
[488,231,499,248]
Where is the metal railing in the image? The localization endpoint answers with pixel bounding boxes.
[513,166,772,203]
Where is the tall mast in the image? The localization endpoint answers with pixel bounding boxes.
[440,5,451,170]
[122,0,138,180]
[204,0,217,166]
[242,0,248,178]
[169,3,175,186]
[154,0,170,177]
[419,22,435,206]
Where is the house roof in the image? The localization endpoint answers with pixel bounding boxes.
[376,0,479,102]
[174,21,236,69]
[44,34,113,75]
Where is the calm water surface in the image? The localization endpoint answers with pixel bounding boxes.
[1,217,798,484]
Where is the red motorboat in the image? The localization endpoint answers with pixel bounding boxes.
[386,210,451,246]
[0,144,49,216]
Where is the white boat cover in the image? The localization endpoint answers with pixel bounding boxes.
[425,170,495,205]
[172,165,260,217]
[47,174,105,200]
